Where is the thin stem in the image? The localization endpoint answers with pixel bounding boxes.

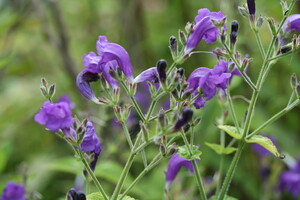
[179,131,207,200]
[146,100,157,121]
[120,81,146,122]
[190,126,195,147]
[226,89,241,134]
[288,91,295,105]
[216,115,225,194]
[166,62,177,75]
[119,154,163,199]
[122,122,134,150]
[247,99,300,138]
[268,50,298,62]
[226,139,237,148]
[148,108,174,122]
[254,30,266,58]
[222,43,256,90]
[80,152,109,200]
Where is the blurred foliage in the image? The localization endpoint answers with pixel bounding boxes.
[0,0,300,199]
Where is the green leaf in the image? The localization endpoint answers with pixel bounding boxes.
[246,135,280,157]
[218,125,242,140]
[205,142,237,155]
[178,145,202,160]
[86,193,135,200]
[210,195,238,200]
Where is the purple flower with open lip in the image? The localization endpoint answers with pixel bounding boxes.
[184,8,226,55]
[34,96,74,133]
[134,67,158,83]
[278,158,300,198]
[77,36,134,102]
[1,181,27,200]
[187,60,232,109]
[165,153,199,190]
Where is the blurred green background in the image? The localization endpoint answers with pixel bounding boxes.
[0,0,300,199]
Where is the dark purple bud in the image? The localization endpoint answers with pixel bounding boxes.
[77,192,86,200]
[167,145,177,156]
[230,21,239,47]
[67,188,78,200]
[177,68,185,77]
[179,30,187,45]
[183,124,190,132]
[280,46,292,54]
[157,59,167,83]
[296,84,300,96]
[41,77,48,87]
[247,0,256,15]
[40,85,48,97]
[48,84,56,98]
[158,109,168,129]
[160,144,166,156]
[220,29,226,43]
[182,89,194,100]
[256,16,264,28]
[171,89,179,100]
[267,17,276,36]
[174,108,193,131]
[169,36,177,51]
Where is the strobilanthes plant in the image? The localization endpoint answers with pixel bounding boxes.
[3,0,300,199]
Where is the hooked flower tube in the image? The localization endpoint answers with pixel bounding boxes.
[184,8,226,55]
[77,36,134,102]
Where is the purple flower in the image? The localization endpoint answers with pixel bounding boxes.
[134,67,158,83]
[278,158,300,198]
[165,153,197,190]
[282,14,300,33]
[187,60,232,108]
[1,181,27,200]
[247,0,256,15]
[77,36,134,101]
[252,134,277,157]
[184,8,226,55]
[34,96,74,133]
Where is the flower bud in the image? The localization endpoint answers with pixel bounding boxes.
[267,17,277,36]
[157,59,167,84]
[290,73,297,88]
[160,144,166,156]
[174,108,193,131]
[77,192,86,200]
[40,85,48,97]
[181,89,194,100]
[230,21,239,50]
[41,77,48,87]
[220,29,226,44]
[280,45,292,54]
[185,22,194,34]
[67,188,78,200]
[296,84,300,97]
[256,16,264,29]
[167,145,177,156]
[48,84,56,98]
[169,36,178,59]
[177,68,185,77]
[171,89,179,100]
[140,122,149,142]
[158,109,168,129]
[238,5,249,17]
[178,30,187,45]
[247,0,256,16]
[280,1,288,15]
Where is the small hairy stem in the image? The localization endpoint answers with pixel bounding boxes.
[119,154,163,199]
[247,99,300,138]
[122,122,134,150]
[216,115,225,194]
[179,131,207,200]
[254,30,266,58]
[120,81,146,122]
[80,152,109,200]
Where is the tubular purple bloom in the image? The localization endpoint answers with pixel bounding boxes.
[165,153,197,190]
[1,181,27,200]
[76,71,100,103]
[187,60,232,108]
[252,134,277,157]
[282,14,300,33]
[34,97,74,133]
[174,108,194,131]
[96,36,134,81]
[184,8,226,55]
[134,67,158,83]
[278,158,300,198]
[247,0,256,15]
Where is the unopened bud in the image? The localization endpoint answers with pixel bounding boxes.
[169,36,177,52]
[280,1,289,15]
[157,59,167,84]
[158,109,168,129]
[174,108,193,131]
[183,124,190,132]
[177,68,185,77]
[114,106,122,121]
[40,86,48,97]
[171,89,179,100]
[220,29,226,43]
[48,84,56,98]
[160,144,166,156]
[256,16,264,28]
[296,84,300,97]
[185,22,194,34]
[280,45,292,54]
[182,89,194,100]
[192,117,201,126]
[109,67,118,79]
[247,0,256,16]
[167,145,177,156]
[291,74,297,88]
[178,30,187,45]
[41,77,48,87]
[267,17,277,36]
[77,192,86,200]
[67,188,77,200]
[238,5,249,17]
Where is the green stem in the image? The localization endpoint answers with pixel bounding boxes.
[149,108,174,122]
[226,89,241,134]
[120,81,146,122]
[247,99,300,138]
[81,153,109,200]
[122,122,133,150]
[268,50,299,62]
[254,30,266,58]
[223,43,256,90]
[217,140,245,200]
[179,131,207,200]
[119,154,163,199]
[216,116,225,194]
[146,100,157,121]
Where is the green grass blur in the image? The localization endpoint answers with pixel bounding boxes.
[0,0,299,199]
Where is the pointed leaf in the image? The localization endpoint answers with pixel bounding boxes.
[218,125,242,140]
[205,142,237,155]
[246,135,280,157]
